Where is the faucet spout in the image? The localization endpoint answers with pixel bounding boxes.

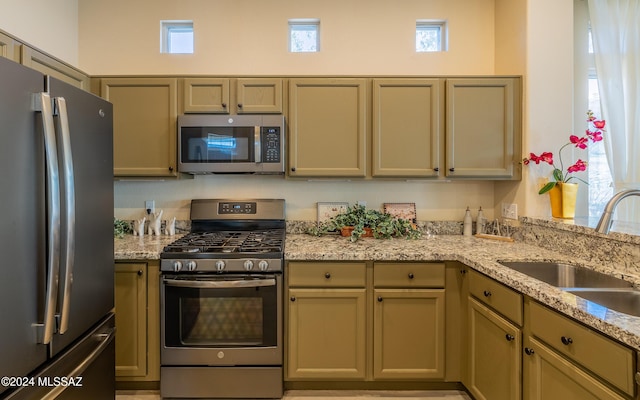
[595,189,640,234]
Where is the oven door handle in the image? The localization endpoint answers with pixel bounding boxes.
[164,278,277,289]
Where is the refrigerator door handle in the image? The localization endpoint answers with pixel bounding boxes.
[54,97,75,335]
[40,327,116,400]
[33,92,61,345]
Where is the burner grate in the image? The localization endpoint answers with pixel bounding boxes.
[163,229,284,255]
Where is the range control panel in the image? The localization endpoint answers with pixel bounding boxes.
[218,202,257,214]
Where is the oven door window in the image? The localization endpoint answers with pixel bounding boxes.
[181,126,255,163]
[164,276,278,347]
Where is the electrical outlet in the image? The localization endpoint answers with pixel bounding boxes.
[145,200,155,215]
[357,200,367,207]
[501,203,518,220]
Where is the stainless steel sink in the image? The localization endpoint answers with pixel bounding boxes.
[498,261,633,289]
[565,289,640,317]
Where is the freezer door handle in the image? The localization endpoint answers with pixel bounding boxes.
[54,97,75,335]
[40,327,116,400]
[34,92,61,345]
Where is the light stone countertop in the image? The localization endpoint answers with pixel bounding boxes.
[114,233,640,352]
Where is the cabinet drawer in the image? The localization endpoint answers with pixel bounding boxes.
[469,269,523,326]
[374,262,445,288]
[528,301,635,397]
[288,262,366,288]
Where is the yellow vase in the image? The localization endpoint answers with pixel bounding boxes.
[548,182,578,219]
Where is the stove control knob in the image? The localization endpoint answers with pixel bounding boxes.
[258,260,269,271]
[244,260,254,271]
[173,261,183,272]
[186,261,197,271]
[215,260,226,271]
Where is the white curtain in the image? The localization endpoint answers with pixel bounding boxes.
[587,0,640,223]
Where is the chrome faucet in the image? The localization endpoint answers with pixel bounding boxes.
[595,189,640,234]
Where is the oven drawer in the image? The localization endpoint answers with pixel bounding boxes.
[288,262,366,287]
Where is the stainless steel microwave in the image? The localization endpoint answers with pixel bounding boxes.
[178,114,285,174]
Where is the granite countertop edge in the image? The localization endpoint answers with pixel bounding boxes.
[114,233,640,352]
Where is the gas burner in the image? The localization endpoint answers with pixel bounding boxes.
[162,229,284,256]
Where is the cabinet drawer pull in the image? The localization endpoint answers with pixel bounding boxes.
[524,347,535,355]
[483,290,492,297]
[324,272,331,279]
[377,296,383,302]
[408,273,414,279]
[290,296,296,302]
[505,334,515,342]
[460,269,467,275]
[561,336,573,345]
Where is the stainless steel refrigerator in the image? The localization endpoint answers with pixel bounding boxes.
[0,56,115,399]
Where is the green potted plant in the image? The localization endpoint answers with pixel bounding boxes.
[308,204,421,242]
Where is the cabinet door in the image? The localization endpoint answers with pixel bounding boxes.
[20,46,90,90]
[182,78,230,113]
[287,288,366,379]
[445,78,521,179]
[288,78,367,177]
[372,79,443,177]
[101,78,178,177]
[237,78,283,113]
[0,32,18,62]
[114,263,148,378]
[373,289,445,379]
[524,337,626,400]
[467,297,521,400]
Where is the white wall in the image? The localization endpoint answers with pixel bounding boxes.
[0,0,79,65]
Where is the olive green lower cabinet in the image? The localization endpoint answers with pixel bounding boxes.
[114,261,160,389]
[286,261,446,384]
[466,269,523,400]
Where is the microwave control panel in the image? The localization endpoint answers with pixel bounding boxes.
[261,127,281,163]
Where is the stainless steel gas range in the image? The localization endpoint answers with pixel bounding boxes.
[160,199,285,399]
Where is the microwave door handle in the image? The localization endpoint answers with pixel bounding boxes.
[254,126,261,163]
[54,97,75,335]
[164,278,276,289]
[34,92,61,345]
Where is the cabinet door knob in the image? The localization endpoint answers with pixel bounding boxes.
[324,272,331,279]
[408,273,414,279]
[377,296,383,302]
[238,103,243,108]
[221,103,227,108]
[169,166,174,172]
[290,296,296,302]
[524,347,535,355]
[561,336,573,345]
[449,167,455,172]
[291,167,296,172]
[483,290,492,297]
[137,270,143,276]
[434,167,439,172]
[505,334,515,342]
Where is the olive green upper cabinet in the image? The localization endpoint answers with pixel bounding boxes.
[288,78,368,177]
[236,78,283,113]
[182,78,230,113]
[372,79,444,177]
[0,31,19,62]
[445,78,521,179]
[21,46,90,90]
[182,78,282,114]
[101,78,178,177]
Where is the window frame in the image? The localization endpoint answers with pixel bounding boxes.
[160,20,194,54]
[415,20,447,52]
[288,19,320,53]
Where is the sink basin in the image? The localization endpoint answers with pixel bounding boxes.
[498,261,633,289]
[565,289,640,317]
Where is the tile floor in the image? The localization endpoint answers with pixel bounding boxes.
[115,389,472,400]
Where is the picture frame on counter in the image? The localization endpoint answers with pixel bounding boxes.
[317,202,349,224]
[383,202,417,223]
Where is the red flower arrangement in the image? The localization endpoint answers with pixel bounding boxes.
[523,110,605,194]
